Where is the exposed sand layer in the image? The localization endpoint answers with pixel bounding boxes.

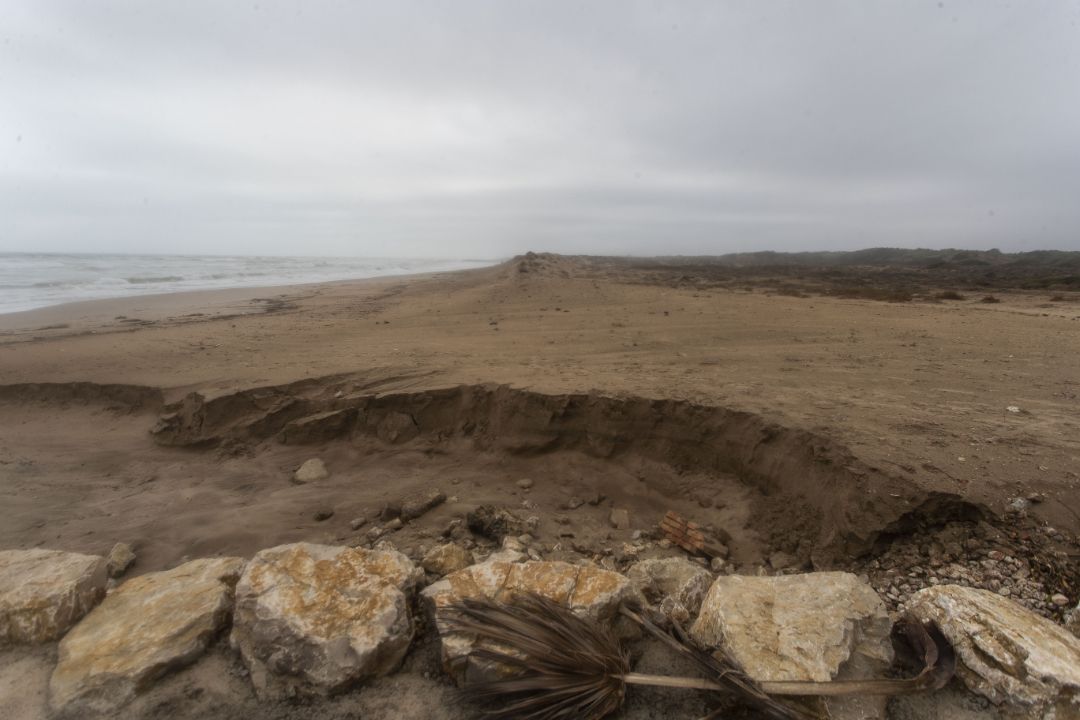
[0,379,900,571]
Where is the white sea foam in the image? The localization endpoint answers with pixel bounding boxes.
[0,253,495,314]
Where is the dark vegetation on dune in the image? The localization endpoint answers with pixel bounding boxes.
[539,247,1080,302]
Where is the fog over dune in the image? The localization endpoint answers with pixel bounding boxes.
[2,1,1079,257]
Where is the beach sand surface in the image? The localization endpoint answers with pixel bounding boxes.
[1,254,1077,719]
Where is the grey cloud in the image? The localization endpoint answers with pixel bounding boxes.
[1,0,1079,257]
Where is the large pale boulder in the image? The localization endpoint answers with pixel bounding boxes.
[230,542,422,698]
[627,557,712,620]
[48,557,244,715]
[907,585,1080,717]
[690,572,892,681]
[691,572,893,720]
[0,549,107,644]
[422,560,641,684]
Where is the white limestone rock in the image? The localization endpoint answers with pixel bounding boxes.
[230,542,421,698]
[690,571,893,720]
[907,585,1080,717]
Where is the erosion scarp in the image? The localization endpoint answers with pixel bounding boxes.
[143,376,931,567]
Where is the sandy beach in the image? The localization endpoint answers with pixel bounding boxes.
[1,253,1078,719]
[3,253,1079,513]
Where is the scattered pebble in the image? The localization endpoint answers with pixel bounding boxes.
[853,518,1075,621]
[106,542,136,578]
[1008,497,1032,513]
[609,508,630,530]
[293,458,329,484]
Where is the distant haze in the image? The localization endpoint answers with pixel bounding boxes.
[2,1,1079,258]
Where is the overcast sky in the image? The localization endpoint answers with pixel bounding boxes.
[2,1,1079,258]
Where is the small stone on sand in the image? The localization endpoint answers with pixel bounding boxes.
[293,458,329,484]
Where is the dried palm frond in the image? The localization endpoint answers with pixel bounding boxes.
[444,593,631,720]
[445,593,955,720]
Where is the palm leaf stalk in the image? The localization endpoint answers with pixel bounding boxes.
[444,593,954,720]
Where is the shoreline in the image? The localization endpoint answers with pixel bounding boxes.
[0,254,501,321]
[0,265,494,334]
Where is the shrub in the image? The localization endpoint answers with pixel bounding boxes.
[831,286,913,302]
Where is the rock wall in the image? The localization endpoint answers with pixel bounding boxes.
[3,542,1080,719]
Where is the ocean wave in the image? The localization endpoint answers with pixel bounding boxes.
[32,279,92,288]
[125,276,184,284]
[1,253,495,315]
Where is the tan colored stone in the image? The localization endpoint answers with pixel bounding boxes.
[421,543,472,576]
[609,508,630,530]
[0,549,107,644]
[400,489,446,521]
[48,557,244,715]
[907,585,1080,716]
[292,458,329,483]
[690,572,893,682]
[421,560,640,684]
[230,542,421,697]
[105,542,136,578]
[690,572,893,720]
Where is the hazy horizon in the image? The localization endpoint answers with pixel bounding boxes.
[3,1,1080,258]
[3,243,1079,262]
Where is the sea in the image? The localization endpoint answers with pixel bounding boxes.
[0,253,496,315]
